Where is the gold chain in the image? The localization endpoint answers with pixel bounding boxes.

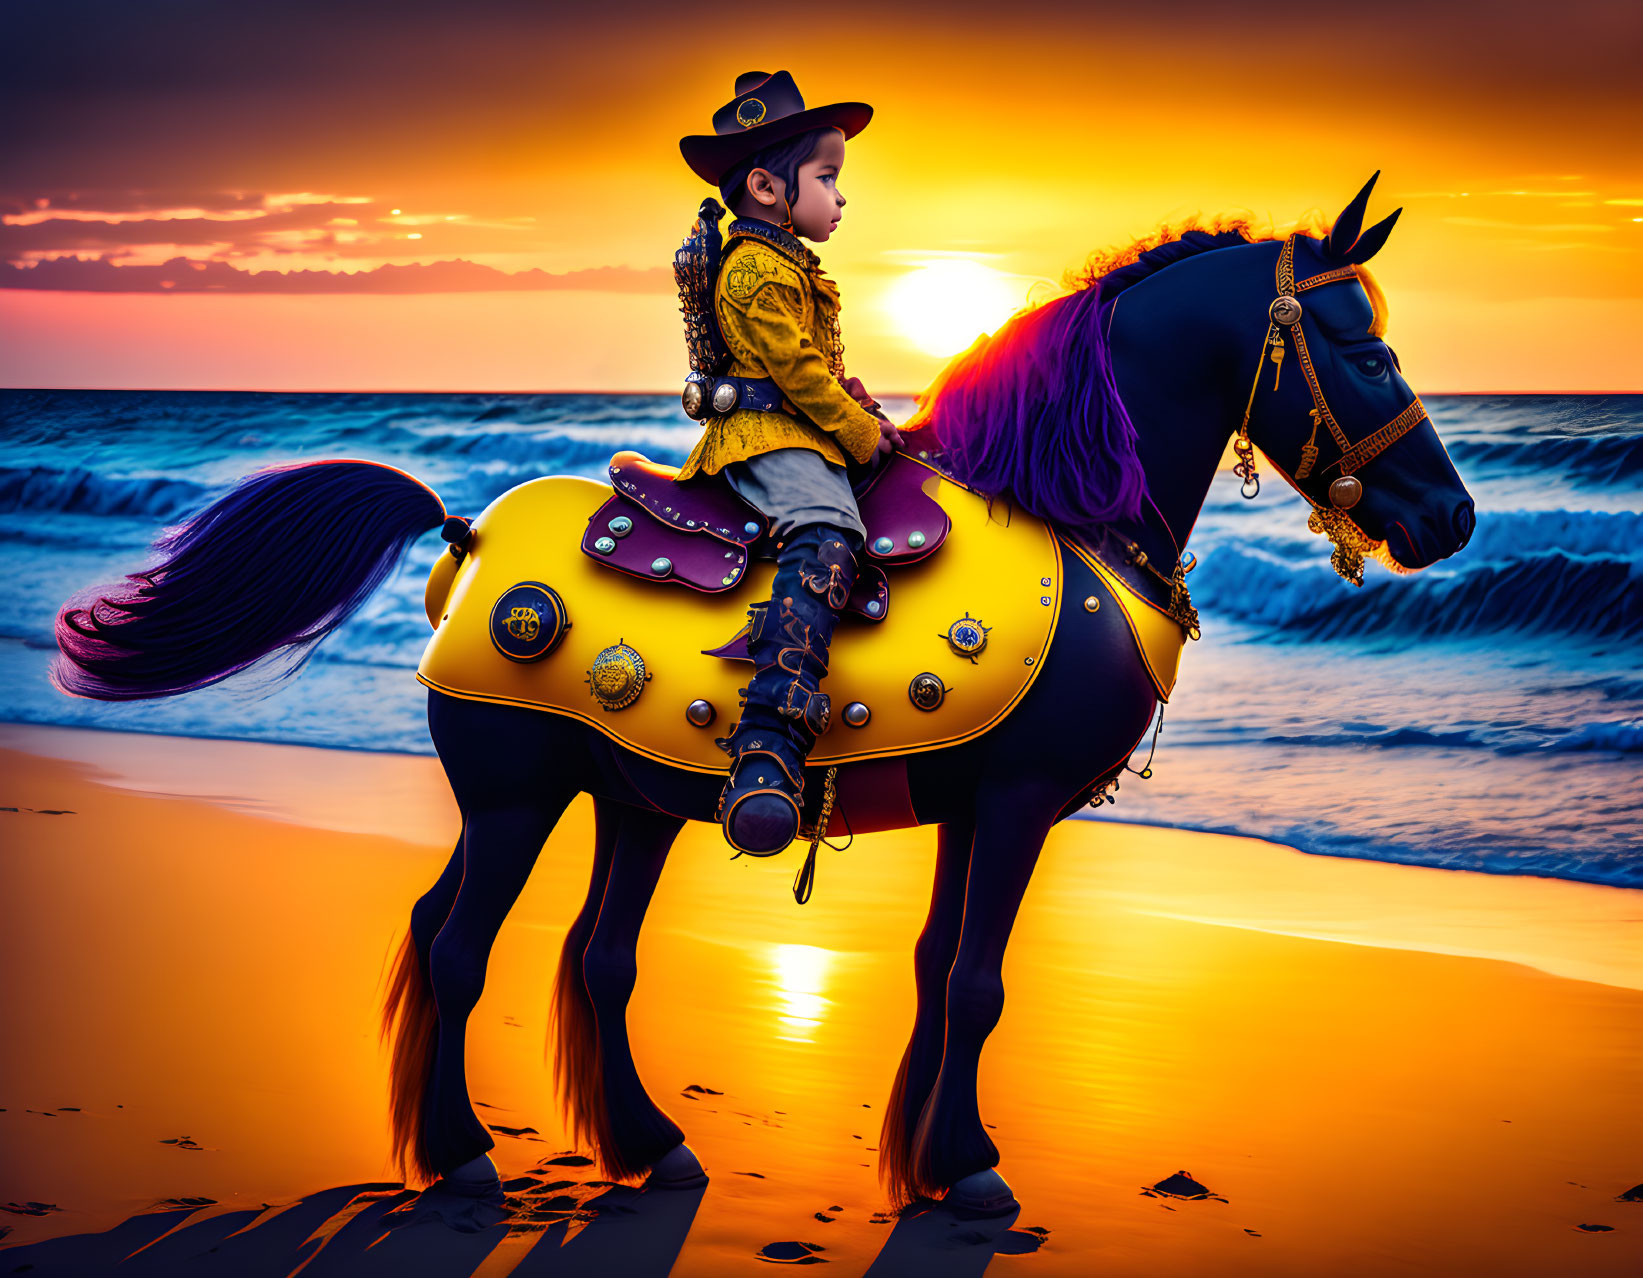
[793,764,839,905]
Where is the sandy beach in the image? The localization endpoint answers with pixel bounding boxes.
[1,721,1639,1276]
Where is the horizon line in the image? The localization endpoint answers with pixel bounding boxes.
[3,385,1641,398]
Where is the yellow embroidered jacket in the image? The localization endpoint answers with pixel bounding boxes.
[676,228,883,480]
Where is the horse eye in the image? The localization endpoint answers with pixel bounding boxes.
[1359,355,1386,377]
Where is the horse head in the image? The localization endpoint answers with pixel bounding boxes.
[1246,172,1475,577]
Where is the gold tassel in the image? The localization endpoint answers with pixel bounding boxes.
[1296,409,1321,479]
[1268,335,1285,392]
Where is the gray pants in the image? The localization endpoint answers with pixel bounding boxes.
[722,446,867,542]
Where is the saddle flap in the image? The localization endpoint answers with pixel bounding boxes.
[701,561,889,661]
[583,495,749,593]
[608,450,769,546]
[857,452,952,564]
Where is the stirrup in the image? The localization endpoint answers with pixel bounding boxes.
[718,748,802,857]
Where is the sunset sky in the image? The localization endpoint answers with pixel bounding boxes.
[2,0,1639,394]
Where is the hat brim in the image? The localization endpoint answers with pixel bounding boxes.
[680,102,873,185]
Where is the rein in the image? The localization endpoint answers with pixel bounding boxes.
[1231,232,1431,584]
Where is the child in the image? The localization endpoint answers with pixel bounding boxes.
[678,70,902,856]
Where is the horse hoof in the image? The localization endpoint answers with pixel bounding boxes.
[945,1167,1018,1219]
[646,1142,709,1190]
[723,792,799,856]
[438,1152,502,1201]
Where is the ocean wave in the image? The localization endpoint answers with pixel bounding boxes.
[1444,431,1643,487]
[0,465,217,520]
[1192,543,1639,641]
[1533,719,1643,753]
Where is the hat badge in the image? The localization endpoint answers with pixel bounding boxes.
[735,97,766,128]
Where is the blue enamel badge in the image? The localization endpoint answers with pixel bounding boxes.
[488,582,569,662]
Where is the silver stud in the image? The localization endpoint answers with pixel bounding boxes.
[651,557,673,576]
[1041,577,1052,587]
[866,600,882,616]
[873,535,894,554]
[1084,595,1101,612]
[842,701,871,727]
[1041,596,1051,605]
[608,515,633,537]
[685,699,716,727]
[721,575,735,585]
[744,521,761,537]
[907,530,926,548]
[593,536,616,554]
[686,519,696,527]
[1025,656,1035,665]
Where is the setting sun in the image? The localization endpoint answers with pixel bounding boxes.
[886,258,1033,358]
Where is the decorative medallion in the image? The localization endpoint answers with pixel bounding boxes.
[942,613,990,662]
[736,97,767,128]
[1270,296,1303,326]
[908,672,947,711]
[488,582,569,663]
[608,515,633,537]
[586,642,650,711]
[1328,475,1364,509]
[711,381,740,414]
[681,380,706,419]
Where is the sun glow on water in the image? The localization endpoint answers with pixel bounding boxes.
[768,943,834,1042]
[887,258,1030,358]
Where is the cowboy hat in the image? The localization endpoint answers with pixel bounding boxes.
[679,70,872,185]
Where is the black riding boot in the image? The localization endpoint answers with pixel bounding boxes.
[715,523,860,856]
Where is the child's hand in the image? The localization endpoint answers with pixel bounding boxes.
[875,415,904,456]
[841,375,880,413]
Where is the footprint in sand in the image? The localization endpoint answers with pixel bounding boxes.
[757,1239,827,1264]
[1141,1169,1228,1203]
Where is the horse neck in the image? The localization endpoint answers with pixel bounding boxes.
[1103,245,1268,554]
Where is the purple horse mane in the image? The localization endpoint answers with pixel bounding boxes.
[907,216,1287,538]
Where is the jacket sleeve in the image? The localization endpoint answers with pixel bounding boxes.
[718,250,883,465]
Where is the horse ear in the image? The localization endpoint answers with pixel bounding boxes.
[1345,207,1401,264]
[1324,170,1381,260]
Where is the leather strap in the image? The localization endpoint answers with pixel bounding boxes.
[711,375,796,416]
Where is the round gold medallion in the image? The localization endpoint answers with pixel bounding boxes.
[736,97,766,128]
[586,642,650,711]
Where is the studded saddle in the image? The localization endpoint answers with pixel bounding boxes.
[580,449,952,634]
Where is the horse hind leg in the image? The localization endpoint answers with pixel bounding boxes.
[381,827,466,1184]
[547,797,619,1155]
[880,816,974,1208]
[578,800,693,1182]
[417,789,574,1183]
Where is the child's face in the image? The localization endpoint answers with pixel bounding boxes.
[788,128,847,242]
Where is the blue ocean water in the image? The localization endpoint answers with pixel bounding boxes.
[1,389,1638,887]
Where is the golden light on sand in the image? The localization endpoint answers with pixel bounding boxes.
[768,942,834,1042]
[886,258,1029,358]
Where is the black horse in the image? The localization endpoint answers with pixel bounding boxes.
[54,173,1473,1215]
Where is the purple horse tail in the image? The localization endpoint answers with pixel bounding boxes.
[52,459,447,701]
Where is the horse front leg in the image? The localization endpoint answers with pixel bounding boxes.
[909,789,1056,1212]
[880,817,974,1207]
[578,801,701,1184]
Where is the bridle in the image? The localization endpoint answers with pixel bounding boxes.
[1232,232,1429,517]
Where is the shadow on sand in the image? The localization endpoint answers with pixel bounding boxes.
[1,1172,1048,1276]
